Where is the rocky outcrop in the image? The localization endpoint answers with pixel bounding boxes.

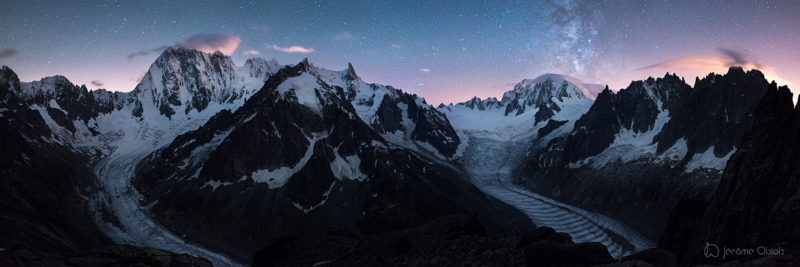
[537,119,568,138]
[462,96,501,111]
[659,82,800,266]
[91,89,128,114]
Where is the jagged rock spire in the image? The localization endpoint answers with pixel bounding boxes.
[345,62,359,81]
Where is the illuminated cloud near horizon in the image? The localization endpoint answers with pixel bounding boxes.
[271,44,314,53]
[180,33,241,55]
[126,33,241,61]
[640,48,791,88]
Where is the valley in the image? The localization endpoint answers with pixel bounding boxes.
[0,48,796,266]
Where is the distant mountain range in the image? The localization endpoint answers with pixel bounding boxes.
[1,47,796,266]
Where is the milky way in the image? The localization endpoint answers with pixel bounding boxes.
[544,0,601,76]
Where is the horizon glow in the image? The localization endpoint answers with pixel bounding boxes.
[1,0,798,105]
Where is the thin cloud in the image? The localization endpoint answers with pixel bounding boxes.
[271,44,314,53]
[0,48,19,60]
[250,24,270,35]
[640,47,762,71]
[334,31,354,41]
[127,32,241,61]
[420,68,431,73]
[90,80,104,87]
[391,44,401,49]
[127,45,170,61]
[242,49,261,56]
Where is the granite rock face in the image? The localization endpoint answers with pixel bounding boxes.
[659,82,800,266]
[653,67,769,159]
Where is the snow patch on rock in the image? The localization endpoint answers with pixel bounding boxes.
[686,146,736,173]
[251,132,326,188]
[330,152,367,181]
[276,72,324,115]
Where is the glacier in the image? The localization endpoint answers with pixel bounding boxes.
[462,137,655,258]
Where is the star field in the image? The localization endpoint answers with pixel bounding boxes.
[1,0,798,105]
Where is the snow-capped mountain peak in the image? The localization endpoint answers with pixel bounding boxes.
[242,58,281,81]
[17,75,74,99]
[295,61,460,158]
[131,46,281,118]
[502,73,595,107]
[439,73,595,142]
[275,72,331,115]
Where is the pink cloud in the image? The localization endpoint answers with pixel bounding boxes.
[250,24,270,35]
[127,32,241,61]
[640,48,791,88]
[271,44,314,54]
[180,32,241,55]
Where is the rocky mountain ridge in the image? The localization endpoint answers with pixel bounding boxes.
[514,67,771,240]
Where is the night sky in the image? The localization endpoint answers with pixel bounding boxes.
[1,0,798,105]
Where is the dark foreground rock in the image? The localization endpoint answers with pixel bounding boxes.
[0,245,212,267]
[659,82,800,266]
[253,213,679,267]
